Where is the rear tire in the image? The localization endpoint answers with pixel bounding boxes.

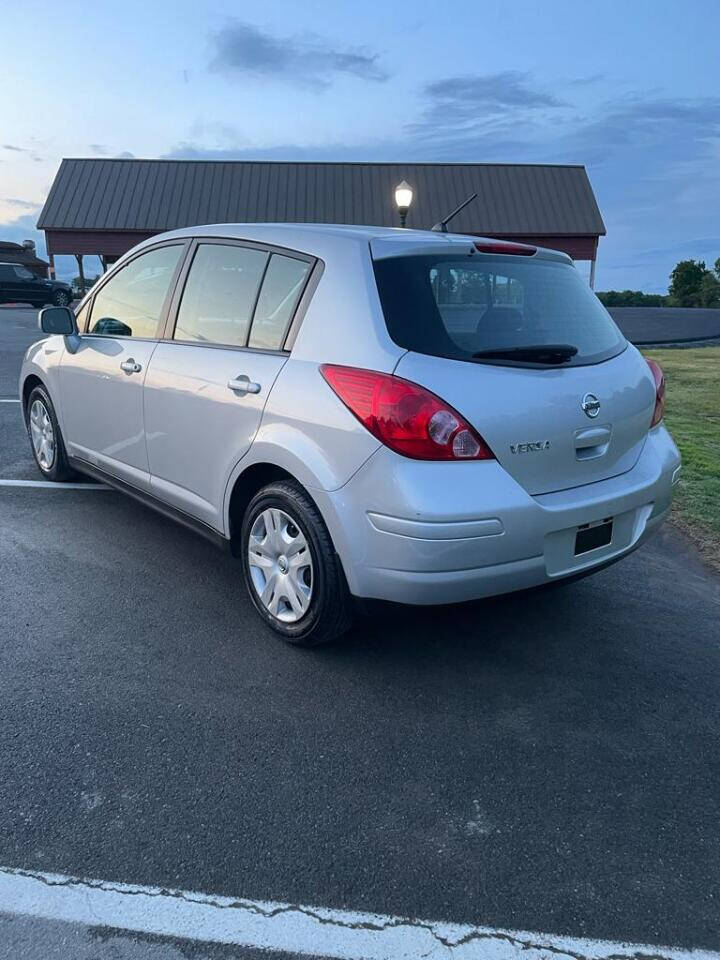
[26,384,76,482]
[52,290,71,307]
[240,480,354,647]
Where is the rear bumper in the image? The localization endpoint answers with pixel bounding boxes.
[313,425,681,604]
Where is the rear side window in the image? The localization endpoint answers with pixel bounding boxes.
[373,254,626,366]
[174,244,268,346]
[248,254,311,350]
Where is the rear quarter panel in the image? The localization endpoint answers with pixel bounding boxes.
[223,357,381,516]
[289,240,403,371]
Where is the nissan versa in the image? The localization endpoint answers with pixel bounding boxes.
[20,224,680,645]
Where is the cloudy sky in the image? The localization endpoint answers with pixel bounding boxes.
[1,0,718,290]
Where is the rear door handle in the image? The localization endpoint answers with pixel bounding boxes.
[574,424,611,461]
[120,359,142,374]
[227,375,261,395]
[574,426,611,449]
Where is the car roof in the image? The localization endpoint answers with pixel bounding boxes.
[162,222,409,238]
[152,222,438,247]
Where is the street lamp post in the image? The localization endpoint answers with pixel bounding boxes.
[394,180,413,228]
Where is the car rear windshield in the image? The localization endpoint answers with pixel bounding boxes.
[372,253,626,367]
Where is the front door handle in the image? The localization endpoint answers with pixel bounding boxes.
[227,375,261,395]
[120,359,142,374]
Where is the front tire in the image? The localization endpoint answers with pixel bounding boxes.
[241,480,354,646]
[26,385,75,481]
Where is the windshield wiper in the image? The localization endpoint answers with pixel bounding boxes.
[471,344,578,364]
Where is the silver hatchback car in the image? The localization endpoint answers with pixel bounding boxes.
[21,224,680,645]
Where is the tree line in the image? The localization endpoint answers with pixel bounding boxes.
[71,274,101,295]
[598,258,720,309]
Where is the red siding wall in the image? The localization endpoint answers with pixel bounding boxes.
[484,234,598,261]
[45,230,156,258]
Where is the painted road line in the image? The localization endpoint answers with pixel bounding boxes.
[0,866,717,960]
[0,479,108,489]
[0,398,21,403]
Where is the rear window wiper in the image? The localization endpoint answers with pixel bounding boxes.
[471,344,578,364]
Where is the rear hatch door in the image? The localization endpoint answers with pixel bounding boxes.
[394,347,655,495]
[372,239,656,496]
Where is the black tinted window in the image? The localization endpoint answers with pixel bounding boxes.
[248,254,310,350]
[0,265,14,280]
[175,244,268,347]
[90,245,182,338]
[14,265,34,279]
[373,254,626,366]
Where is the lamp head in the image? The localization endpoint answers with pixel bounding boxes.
[394,180,413,212]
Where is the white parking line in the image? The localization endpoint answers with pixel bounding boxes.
[0,479,108,489]
[0,398,21,403]
[0,866,716,960]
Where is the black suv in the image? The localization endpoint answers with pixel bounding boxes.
[0,263,73,307]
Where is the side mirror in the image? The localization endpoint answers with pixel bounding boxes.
[39,306,77,336]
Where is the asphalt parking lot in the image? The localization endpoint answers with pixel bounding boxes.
[1,306,719,958]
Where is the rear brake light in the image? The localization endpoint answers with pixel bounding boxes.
[474,241,536,256]
[646,358,665,427]
[320,365,494,461]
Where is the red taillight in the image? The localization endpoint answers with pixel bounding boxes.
[474,241,536,256]
[320,365,494,461]
[646,358,666,427]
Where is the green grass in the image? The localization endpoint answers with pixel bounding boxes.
[644,347,720,565]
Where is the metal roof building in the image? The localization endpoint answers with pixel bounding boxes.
[38,158,606,284]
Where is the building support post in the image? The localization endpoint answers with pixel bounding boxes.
[47,252,56,280]
[588,238,598,290]
[75,254,86,296]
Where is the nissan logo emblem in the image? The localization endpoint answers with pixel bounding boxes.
[581,393,601,418]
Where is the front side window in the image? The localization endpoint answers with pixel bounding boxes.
[373,253,626,367]
[248,254,311,350]
[14,265,35,280]
[174,244,268,347]
[89,244,183,338]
